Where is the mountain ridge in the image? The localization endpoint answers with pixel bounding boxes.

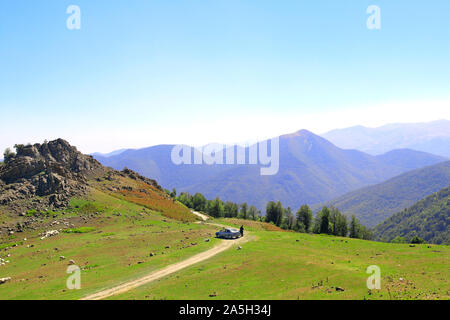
[373,186,450,245]
[320,161,450,227]
[322,120,450,157]
[94,130,446,212]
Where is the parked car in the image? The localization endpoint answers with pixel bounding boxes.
[216,228,241,239]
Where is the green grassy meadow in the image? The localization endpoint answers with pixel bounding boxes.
[111,219,449,300]
[0,189,218,300]
[1,193,448,300]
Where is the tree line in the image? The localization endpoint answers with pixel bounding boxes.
[166,189,263,221]
[166,189,372,240]
[265,201,372,240]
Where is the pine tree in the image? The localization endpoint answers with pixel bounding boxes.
[285,207,295,230]
[319,207,331,234]
[224,201,239,218]
[266,201,283,226]
[240,203,248,220]
[313,211,322,234]
[275,201,284,227]
[192,193,207,211]
[248,206,258,221]
[296,205,313,233]
[329,207,348,237]
[349,215,360,238]
[208,198,225,218]
[178,192,193,209]
[265,202,277,224]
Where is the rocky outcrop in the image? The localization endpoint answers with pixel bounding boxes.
[0,139,104,211]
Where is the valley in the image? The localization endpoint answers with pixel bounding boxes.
[322,161,450,227]
[2,0,449,304]
[94,130,446,213]
[0,138,448,301]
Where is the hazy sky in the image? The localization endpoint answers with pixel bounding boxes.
[1,0,449,153]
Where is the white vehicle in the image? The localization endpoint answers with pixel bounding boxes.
[215,228,241,239]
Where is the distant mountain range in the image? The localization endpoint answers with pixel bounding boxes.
[320,161,450,227]
[373,186,450,245]
[322,120,450,157]
[91,149,128,158]
[94,130,446,212]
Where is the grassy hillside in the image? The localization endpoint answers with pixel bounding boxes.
[0,139,211,299]
[0,187,218,299]
[110,219,449,300]
[90,170,196,222]
[373,186,450,245]
[321,161,450,227]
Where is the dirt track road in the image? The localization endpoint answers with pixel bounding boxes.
[191,211,210,221]
[81,230,246,300]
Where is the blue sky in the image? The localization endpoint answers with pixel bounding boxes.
[1,0,449,153]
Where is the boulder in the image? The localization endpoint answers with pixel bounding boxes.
[0,277,11,285]
[40,230,59,240]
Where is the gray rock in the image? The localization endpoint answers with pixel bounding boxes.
[0,139,103,210]
[0,277,11,284]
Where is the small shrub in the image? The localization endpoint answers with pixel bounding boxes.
[0,241,23,250]
[79,203,102,214]
[63,227,96,234]
[26,209,38,216]
[410,236,426,244]
[391,236,407,244]
[3,148,16,162]
[26,209,59,217]
[101,232,116,237]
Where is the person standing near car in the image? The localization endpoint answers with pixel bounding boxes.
[240,225,244,238]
